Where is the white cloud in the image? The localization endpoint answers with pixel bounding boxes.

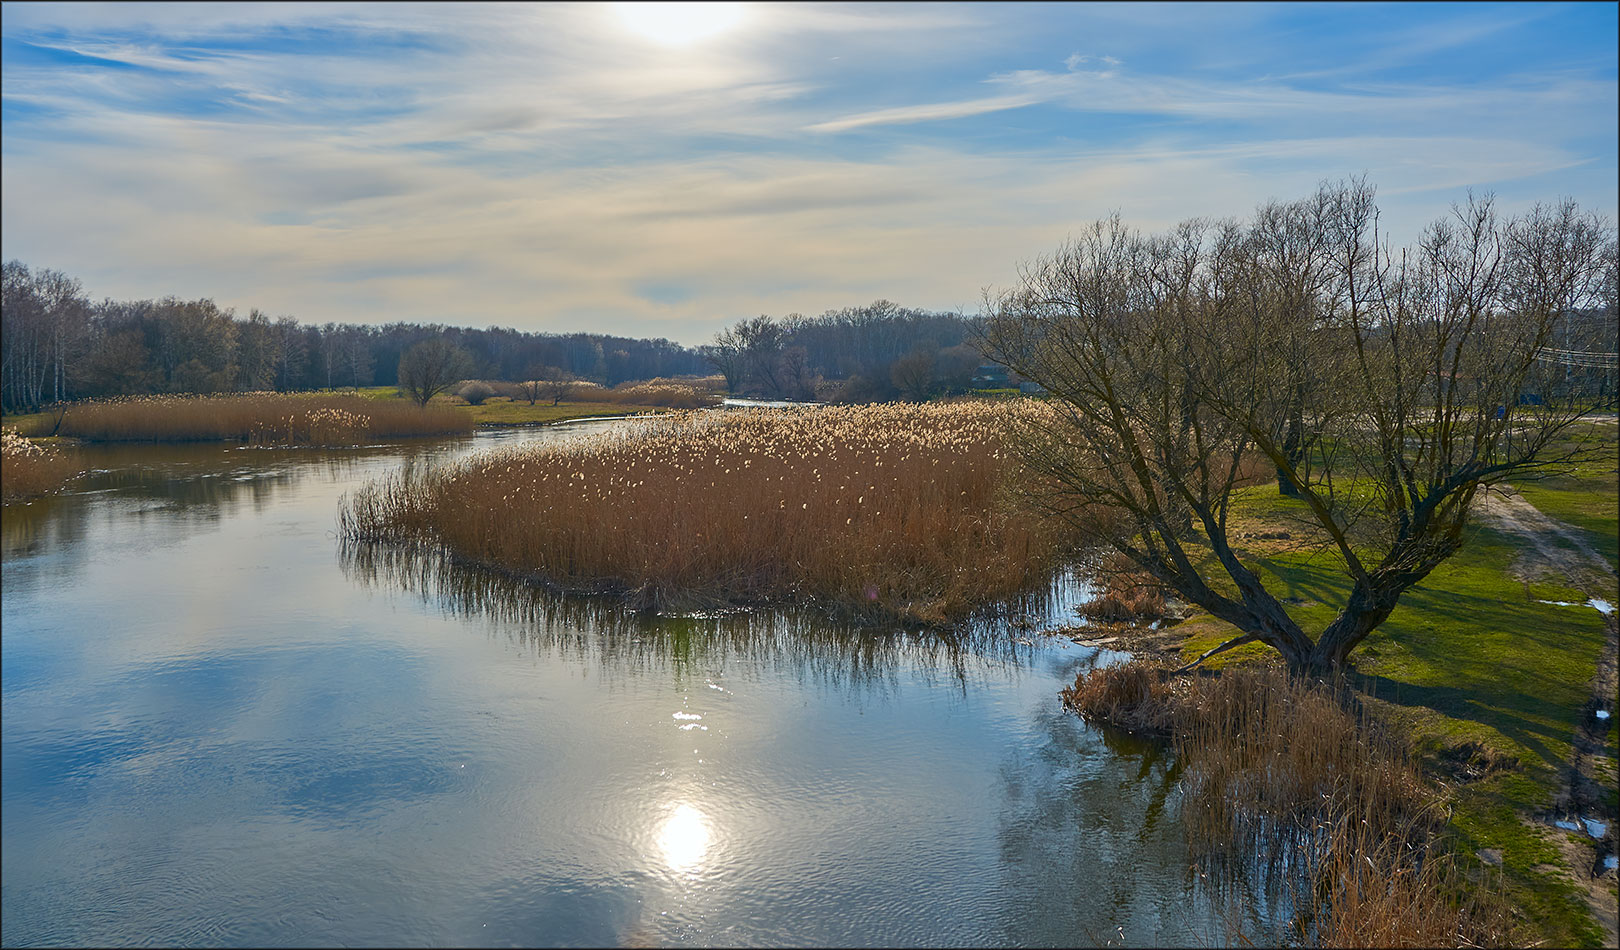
[2,2,1613,345]
[804,93,1043,133]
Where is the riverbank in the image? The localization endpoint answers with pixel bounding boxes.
[1056,425,1619,947]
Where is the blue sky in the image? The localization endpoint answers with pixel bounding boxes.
[2,1,1615,344]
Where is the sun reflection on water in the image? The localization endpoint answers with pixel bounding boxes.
[658,803,711,873]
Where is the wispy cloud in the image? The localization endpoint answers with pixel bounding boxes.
[805,93,1043,132]
[2,2,1613,343]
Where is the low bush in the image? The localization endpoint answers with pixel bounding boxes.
[456,381,497,406]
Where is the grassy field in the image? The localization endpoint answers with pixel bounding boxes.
[1160,429,1620,947]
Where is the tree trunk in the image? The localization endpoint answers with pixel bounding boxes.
[1303,581,1401,673]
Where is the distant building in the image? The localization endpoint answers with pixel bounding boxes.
[972,363,1011,388]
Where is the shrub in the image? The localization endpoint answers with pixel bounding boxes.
[457,381,496,405]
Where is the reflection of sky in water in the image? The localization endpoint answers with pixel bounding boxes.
[3,423,1217,947]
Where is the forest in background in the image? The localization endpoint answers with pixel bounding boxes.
[1,260,987,412]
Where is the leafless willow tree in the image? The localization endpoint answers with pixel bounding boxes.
[981,181,1616,673]
[526,366,576,406]
[397,338,473,407]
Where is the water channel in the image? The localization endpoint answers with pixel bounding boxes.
[3,423,1226,947]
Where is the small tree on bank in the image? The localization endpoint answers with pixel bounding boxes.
[398,339,473,407]
[981,182,1616,674]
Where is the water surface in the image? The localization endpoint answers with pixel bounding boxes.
[3,424,1219,947]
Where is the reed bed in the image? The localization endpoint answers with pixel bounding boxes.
[1063,661,1519,947]
[1,427,81,501]
[341,400,1069,622]
[568,379,722,409]
[53,393,473,443]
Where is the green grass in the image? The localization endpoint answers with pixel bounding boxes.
[1163,449,1619,947]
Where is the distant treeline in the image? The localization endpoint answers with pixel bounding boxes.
[707,303,987,402]
[0,260,711,411]
[1,260,988,411]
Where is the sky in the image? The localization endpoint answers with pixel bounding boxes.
[2,1,1615,346]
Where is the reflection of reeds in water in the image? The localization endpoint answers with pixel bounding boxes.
[1063,661,1520,947]
[341,539,1041,688]
[341,402,1072,624]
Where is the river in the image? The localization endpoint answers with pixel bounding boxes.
[2,423,1223,947]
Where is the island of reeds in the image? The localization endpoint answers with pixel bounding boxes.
[341,401,1071,622]
[39,392,472,444]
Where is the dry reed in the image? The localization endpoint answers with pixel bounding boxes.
[1064,661,1521,947]
[568,379,721,409]
[1,427,81,501]
[1076,554,1168,623]
[53,393,473,443]
[341,400,1069,622]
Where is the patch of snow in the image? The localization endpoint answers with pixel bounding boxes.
[1589,598,1614,615]
[1597,709,1611,721]
[1584,818,1607,839]
[1606,855,1618,871]
[1555,819,1581,832]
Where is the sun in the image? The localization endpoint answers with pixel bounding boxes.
[614,2,745,47]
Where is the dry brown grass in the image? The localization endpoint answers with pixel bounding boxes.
[341,400,1070,622]
[567,379,721,409]
[1,427,81,501]
[1063,660,1522,947]
[1076,554,1167,623]
[52,393,473,443]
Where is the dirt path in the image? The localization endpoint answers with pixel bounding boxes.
[1476,486,1616,591]
[1475,484,1619,944]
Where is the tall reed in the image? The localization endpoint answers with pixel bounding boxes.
[54,393,472,443]
[1063,661,1520,947]
[1,427,81,501]
[342,401,1070,622]
[568,379,722,409]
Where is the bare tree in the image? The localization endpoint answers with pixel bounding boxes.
[398,339,473,407]
[981,189,1614,673]
[890,347,936,401]
[531,366,576,405]
[703,328,747,394]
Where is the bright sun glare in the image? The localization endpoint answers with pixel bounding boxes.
[658,803,712,872]
[614,2,745,47]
